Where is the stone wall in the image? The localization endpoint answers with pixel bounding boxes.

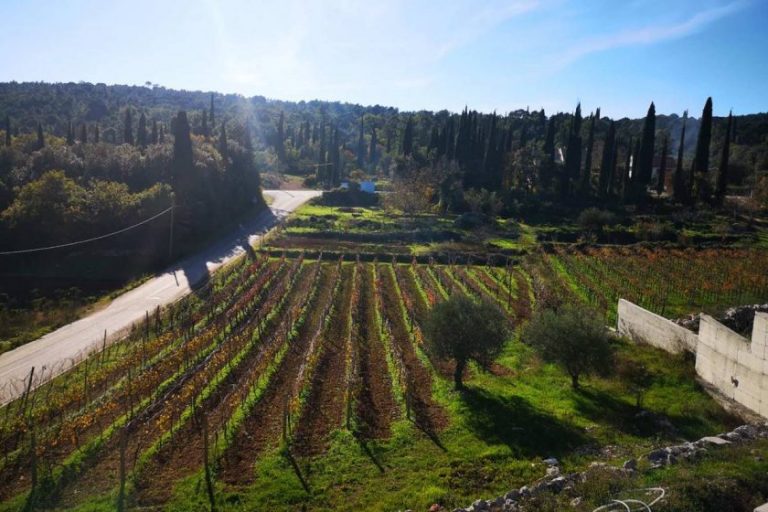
[616,299,698,354]
[617,299,767,420]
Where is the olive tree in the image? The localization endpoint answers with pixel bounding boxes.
[424,295,509,390]
[523,305,613,389]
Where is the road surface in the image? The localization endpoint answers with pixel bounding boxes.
[0,190,320,404]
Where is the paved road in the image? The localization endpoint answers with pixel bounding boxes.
[0,190,320,403]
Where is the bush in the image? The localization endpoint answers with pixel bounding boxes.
[634,221,677,242]
[523,305,613,388]
[577,208,618,233]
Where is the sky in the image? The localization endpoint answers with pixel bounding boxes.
[0,0,766,118]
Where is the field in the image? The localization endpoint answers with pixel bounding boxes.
[2,245,764,511]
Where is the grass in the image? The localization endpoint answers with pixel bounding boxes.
[147,336,736,511]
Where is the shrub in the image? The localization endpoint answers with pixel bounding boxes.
[523,305,613,389]
[577,208,618,233]
[424,295,510,390]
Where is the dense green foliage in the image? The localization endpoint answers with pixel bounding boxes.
[523,305,614,388]
[424,295,509,389]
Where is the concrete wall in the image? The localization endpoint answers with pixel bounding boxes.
[696,313,768,419]
[616,299,698,354]
[618,299,767,420]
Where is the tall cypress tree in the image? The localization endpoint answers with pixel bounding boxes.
[275,111,286,162]
[209,94,215,128]
[171,111,193,187]
[66,120,74,146]
[94,124,100,143]
[580,108,599,196]
[80,124,88,144]
[123,109,134,145]
[673,112,688,203]
[218,122,228,162]
[636,102,656,190]
[137,113,148,148]
[36,122,45,149]
[369,125,377,166]
[151,120,158,144]
[357,116,365,167]
[201,110,209,138]
[656,134,668,195]
[715,111,733,205]
[543,117,556,161]
[402,116,414,157]
[599,120,616,198]
[693,97,713,201]
[562,103,582,199]
[622,137,633,202]
[4,116,10,147]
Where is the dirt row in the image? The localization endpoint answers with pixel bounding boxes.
[132,262,317,506]
[218,264,338,486]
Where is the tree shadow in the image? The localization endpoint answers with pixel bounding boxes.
[572,387,714,440]
[459,386,587,458]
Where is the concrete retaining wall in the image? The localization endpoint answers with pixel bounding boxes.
[616,299,698,354]
[618,299,767,420]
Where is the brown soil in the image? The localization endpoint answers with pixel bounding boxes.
[132,263,315,506]
[292,265,354,456]
[218,264,338,486]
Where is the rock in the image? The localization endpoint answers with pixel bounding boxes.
[490,496,505,510]
[546,477,567,493]
[723,431,742,442]
[504,490,520,501]
[622,458,637,471]
[472,499,489,511]
[546,465,561,478]
[542,457,559,466]
[734,425,758,439]
[699,436,731,446]
[503,498,518,511]
[518,486,531,498]
[647,449,669,467]
[570,497,583,507]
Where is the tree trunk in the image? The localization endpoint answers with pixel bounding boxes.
[454,359,466,390]
[570,373,580,389]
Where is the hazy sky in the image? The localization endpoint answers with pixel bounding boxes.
[1,0,766,118]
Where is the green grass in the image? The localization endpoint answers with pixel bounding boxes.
[145,337,736,512]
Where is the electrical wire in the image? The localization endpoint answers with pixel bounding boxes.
[0,206,172,255]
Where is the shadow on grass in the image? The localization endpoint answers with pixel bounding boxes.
[459,386,587,458]
[572,388,716,441]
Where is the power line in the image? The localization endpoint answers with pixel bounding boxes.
[0,206,173,255]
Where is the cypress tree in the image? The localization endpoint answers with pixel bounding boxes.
[673,112,688,203]
[543,117,556,161]
[622,137,633,202]
[4,116,10,147]
[209,94,215,128]
[159,124,165,144]
[369,125,377,166]
[201,110,209,138]
[94,124,100,143]
[124,109,134,145]
[715,111,733,205]
[137,113,148,148]
[80,124,88,144]
[36,122,45,149]
[331,127,341,187]
[171,111,193,185]
[276,111,285,162]
[562,103,582,199]
[598,120,616,198]
[656,134,668,195]
[636,102,656,189]
[693,97,713,201]
[402,116,414,157]
[218,122,228,162]
[66,120,74,146]
[151,120,158,144]
[580,109,599,196]
[357,116,365,167]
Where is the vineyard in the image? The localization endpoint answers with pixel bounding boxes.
[538,246,768,323]
[0,248,760,511]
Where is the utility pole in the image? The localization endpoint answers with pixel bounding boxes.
[168,193,175,261]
